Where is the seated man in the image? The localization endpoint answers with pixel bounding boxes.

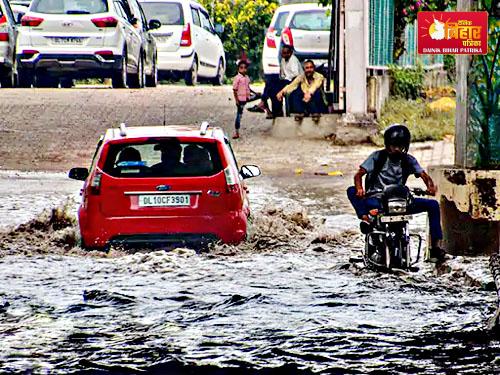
[116,147,142,164]
[346,124,447,263]
[151,140,183,176]
[182,144,213,175]
[114,147,144,176]
[276,59,327,121]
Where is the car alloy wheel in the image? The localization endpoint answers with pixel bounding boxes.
[185,58,198,86]
[212,60,224,86]
[146,56,158,87]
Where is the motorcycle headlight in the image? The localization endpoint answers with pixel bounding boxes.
[387,199,407,214]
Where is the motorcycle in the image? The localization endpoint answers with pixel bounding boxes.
[360,185,429,272]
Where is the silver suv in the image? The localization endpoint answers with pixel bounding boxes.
[16,0,160,88]
[0,0,17,87]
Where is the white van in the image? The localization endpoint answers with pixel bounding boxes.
[139,0,225,85]
[262,3,331,75]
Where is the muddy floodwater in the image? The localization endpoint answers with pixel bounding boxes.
[0,172,499,374]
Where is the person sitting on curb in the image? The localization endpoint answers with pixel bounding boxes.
[275,60,327,122]
[249,45,303,118]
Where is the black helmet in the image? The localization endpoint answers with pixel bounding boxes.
[384,124,411,153]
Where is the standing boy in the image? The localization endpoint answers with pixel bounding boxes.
[232,60,251,139]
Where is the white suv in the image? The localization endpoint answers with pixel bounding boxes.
[0,0,17,87]
[262,3,331,75]
[139,0,225,85]
[16,0,160,88]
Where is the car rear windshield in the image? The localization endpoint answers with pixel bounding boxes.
[140,2,183,25]
[103,140,223,178]
[30,0,108,14]
[273,11,289,34]
[290,10,331,31]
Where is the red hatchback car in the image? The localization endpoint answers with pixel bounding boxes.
[69,123,261,250]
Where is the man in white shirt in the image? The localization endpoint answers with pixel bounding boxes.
[279,45,303,82]
[248,45,303,118]
[275,45,303,117]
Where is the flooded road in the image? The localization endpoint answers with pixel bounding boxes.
[0,173,499,374]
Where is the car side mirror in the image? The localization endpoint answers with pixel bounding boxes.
[240,165,261,179]
[148,19,161,30]
[215,23,224,34]
[69,167,89,181]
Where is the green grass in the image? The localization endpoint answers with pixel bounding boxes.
[375,97,455,145]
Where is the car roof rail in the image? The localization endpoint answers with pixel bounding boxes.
[119,123,127,137]
[200,121,209,136]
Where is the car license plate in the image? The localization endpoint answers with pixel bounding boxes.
[154,33,172,43]
[381,215,414,223]
[51,37,85,45]
[138,194,190,207]
[155,36,170,43]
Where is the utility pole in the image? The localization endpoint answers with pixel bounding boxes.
[455,0,472,168]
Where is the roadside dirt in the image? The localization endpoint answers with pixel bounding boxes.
[0,84,453,180]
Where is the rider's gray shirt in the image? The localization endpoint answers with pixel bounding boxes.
[360,151,424,197]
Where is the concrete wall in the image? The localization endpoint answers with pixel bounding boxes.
[429,166,500,255]
[345,0,368,115]
[367,70,391,117]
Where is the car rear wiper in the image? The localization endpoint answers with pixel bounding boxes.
[66,10,91,14]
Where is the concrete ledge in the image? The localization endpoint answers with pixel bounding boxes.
[271,114,377,143]
[428,166,500,255]
[429,166,500,220]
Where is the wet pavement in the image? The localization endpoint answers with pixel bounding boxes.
[0,171,81,230]
[0,172,499,374]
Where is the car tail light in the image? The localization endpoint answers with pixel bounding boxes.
[91,16,118,28]
[90,172,102,195]
[95,50,114,60]
[282,27,293,46]
[266,26,276,48]
[21,16,44,27]
[22,49,39,58]
[180,23,192,47]
[0,15,6,24]
[224,166,239,193]
[0,33,8,42]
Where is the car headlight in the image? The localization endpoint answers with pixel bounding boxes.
[387,199,407,214]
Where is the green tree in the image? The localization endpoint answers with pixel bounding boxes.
[199,0,278,79]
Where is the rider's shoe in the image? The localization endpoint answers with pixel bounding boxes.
[360,221,371,234]
[427,247,447,263]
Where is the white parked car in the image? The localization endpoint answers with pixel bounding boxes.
[0,0,17,87]
[262,4,290,76]
[10,3,28,23]
[16,0,160,88]
[262,3,331,75]
[139,0,225,85]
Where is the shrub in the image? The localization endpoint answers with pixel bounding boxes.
[376,97,455,145]
[388,64,425,100]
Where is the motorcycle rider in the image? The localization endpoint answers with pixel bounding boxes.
[346,124,447,263]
